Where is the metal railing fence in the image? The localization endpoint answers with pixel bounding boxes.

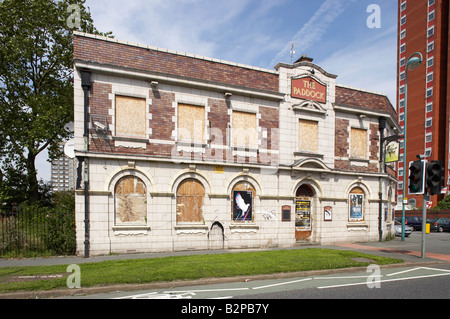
[0,207,75,257]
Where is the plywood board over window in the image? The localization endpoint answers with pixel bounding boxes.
[351,128,367,158]
[178,104,205,143]
[232,111,257,148]
[115,96,147,138]
[115,176,147,225]
[176,179,205,223]
[299,119,318,152]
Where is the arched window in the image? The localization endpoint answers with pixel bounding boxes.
[176,179,205,223]
[232,181,255,222]
[349,187,365,222]
[115,176,147,225]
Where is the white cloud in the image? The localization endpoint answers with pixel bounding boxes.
[85,0,255,58]
[269,0,357,66]
[318,24,398,105]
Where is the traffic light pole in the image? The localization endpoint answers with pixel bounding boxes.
[421,193,428,259]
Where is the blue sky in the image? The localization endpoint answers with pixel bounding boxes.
[37,0,399,181]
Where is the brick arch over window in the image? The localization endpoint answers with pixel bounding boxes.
[115,176,147,225]
[176,179,205,224]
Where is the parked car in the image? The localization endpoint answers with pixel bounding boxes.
[427,218,450,232]
[394,216,422,231]
[394,220,413,237]
[405,216,423,231]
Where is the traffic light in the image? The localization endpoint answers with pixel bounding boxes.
[426,160,445,195]
[408,160,425,195]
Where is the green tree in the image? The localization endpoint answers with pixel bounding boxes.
[0,0,111,205]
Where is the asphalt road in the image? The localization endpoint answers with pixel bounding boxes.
[61,232,450,301]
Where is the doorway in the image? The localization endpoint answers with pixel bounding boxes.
[209,222,224,250]
[295,184,314,241]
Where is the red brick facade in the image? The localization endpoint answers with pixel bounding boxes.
[76,32,395,174]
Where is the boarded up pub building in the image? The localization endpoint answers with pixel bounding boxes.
[73,32,399,256]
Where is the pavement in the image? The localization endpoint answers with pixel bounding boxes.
[0,231,449,298]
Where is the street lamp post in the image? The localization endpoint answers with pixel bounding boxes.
[402,52,423,241]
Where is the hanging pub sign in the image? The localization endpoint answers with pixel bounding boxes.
[291,76,327,103]
[385,140,399,163]
[233,190,253,222]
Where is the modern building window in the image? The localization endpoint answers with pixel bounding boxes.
[428,10,435,21]
[427,57,434,68]
[428,26,434,37]
[400,44,406,53]
[401,1,406,11]
[427,42,434,52]
[299,119,319,153]
[176,179,205,224]
[426,133,432,143]
[115,95,147,138]
[428,0,435,6]
[351,128,367,159]
[426,88,433,98]
[400,29,406,40]
[427,72,433,83]
[232,181,255,223]
[349,187,364,222]
[425,148,432,157]
[115,176,147,225]
[425,118,432,128]
[426,102,433,112]
[400,16,406,26]
[232,111,257,149]
[400,57,405,67]
[178,104,205,143]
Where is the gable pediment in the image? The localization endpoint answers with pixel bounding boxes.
[292,100,327,115]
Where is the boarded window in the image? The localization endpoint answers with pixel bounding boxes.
[349,187,364,222]
[115,96,146,138]
[115,176,147,225]
[176,179,205,223]
[351,128,367,158]
[178,104,205,143]
[232,182,255,222]
[232,111,257,148]
[299,119,318,152]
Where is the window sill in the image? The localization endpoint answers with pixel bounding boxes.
[175,224,208,234]
[294,151,324,159]
[230,224,259,233]
[346,222,368,231]
[112,225,150,236]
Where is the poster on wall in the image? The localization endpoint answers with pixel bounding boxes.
[233,191,253,222]
[295,200,311,231]
[349,194,364,221]
[324,206,332,221]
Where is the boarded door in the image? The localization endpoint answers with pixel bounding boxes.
[295,184,314,241]
[209,222,224,250]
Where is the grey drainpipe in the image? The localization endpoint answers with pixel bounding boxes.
[80,70,92,258]
[378,117,386,242]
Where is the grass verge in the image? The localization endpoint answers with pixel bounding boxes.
[0,248,403,293]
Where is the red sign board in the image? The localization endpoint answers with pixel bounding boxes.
[291,77,327,103]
